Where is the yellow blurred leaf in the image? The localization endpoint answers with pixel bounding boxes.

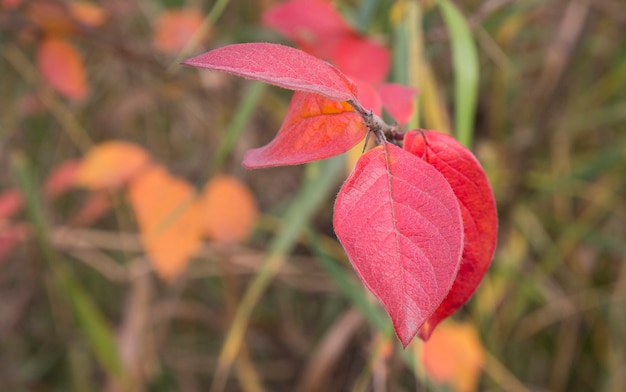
[37,36,88,100]
[421,321,485,392]
[128,165,202,281]
[76,141,152,190]
[153,9,208,54]
[200,175,258,244]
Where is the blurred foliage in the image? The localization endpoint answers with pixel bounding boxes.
[1,0,625,391]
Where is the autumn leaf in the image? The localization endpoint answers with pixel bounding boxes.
[183,43,357,103]
[334,144,464,347]
[243,91,367,168]
[262,0,351,59]
[332,35,390,86]
[421,321,485,392]
[200,175,258,244]
[71,191,111,226]
[404,130,497,340]
[37,36,88,100]
[153,9,207,54]
[128,165,202,281]
[75,141,152,190]
[44,159,80,198]
[0,190,24,221]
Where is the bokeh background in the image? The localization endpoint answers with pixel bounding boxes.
[1,0,625,391]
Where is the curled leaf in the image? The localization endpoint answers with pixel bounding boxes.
[334,144,463,347]
[183,43,357,102]
[243,92,367,168]
[404,130,497,340]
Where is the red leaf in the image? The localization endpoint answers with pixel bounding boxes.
[182,43,357,102]
[243,92,367,168]
[0,190,23,221]
[44,159,80,198]
[37,36,88,100]
[262,0,351,59]
[332,34,390,86]
[334,144,464,347]
[403,130,497,340]
[379,83,418,126]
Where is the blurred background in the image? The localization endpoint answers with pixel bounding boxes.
[1,0,625,391]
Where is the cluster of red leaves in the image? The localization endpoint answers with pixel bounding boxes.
[184,42,497,347]
[0,141,258,281]
[264,0,417,125]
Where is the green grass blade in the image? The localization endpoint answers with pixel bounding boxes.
[11,153,125,381]
[438,0,479,148]
[212,82,267,172]
[211,156,346,391]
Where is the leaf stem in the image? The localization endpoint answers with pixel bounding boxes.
[348,99,399,145]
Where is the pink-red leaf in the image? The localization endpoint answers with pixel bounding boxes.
[379,83,418,126]
[404,130,497,340]
[262,0,351,59]
[183,43,357,102]
[334,144,464,347]
[37,36,88,100]
[243,92,367,168]
[332,34,390,86]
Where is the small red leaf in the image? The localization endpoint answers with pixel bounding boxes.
[243,92,367,168]
[379,83,418,126]
[334,144,464,347]
[182,43,357,102]
[262,0,351,59]
[404,130,497,340]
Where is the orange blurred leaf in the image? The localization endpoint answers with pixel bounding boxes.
[421,321,485,392]
[200,175,258,244]
[76,141,151,190]
[128,165,202,281]
[153,9,207,54]
[37,36,88,100]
